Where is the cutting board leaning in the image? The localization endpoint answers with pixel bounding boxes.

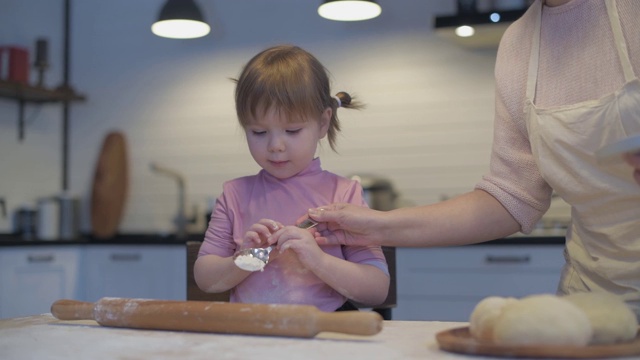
[90,131,128,239]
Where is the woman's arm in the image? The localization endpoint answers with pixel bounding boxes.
[307,189,521,247]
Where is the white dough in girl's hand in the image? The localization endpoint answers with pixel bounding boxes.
[492,294,592,346]
[563,292,638,345]
[469,296,518,342]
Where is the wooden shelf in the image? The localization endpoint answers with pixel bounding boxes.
[0,80,85,103]
[0,80,86,141]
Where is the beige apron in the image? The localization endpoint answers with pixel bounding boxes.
[525,0,640,317]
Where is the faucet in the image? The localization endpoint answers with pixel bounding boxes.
[150,163,196,239]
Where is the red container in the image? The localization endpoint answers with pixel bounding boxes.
[0,46,30,84]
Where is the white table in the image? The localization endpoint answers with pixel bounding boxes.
[0,314,490,360]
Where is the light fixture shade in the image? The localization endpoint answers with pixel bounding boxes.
[152,0,210,39]
[318,0,381,22]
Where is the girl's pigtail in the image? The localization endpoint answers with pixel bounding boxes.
[334,91,350,109]
[326,91,364,152]
[333,91,363,110]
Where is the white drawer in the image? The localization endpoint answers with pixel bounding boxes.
[1,246,80,268]
[81,245,185,302]
[398,271,561,298]
[0,246,81,318]
[397,245,564,270]
[395,298,477,322]
[394,245,565,321]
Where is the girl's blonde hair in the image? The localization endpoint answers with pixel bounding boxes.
[234,45,362,151]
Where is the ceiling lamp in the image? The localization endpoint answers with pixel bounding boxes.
[151,0,210,39]
[318,0,382,22]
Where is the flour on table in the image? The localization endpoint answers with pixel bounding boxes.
[234,255,265,271]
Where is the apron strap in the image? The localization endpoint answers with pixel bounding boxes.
[525,1,543,101]
[605,0,635,82]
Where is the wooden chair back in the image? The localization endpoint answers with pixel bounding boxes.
[186,241,230,302]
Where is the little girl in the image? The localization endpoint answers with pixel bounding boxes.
[194,45,389,312]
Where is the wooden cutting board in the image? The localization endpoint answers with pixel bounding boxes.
[436,326,640,359]
[91,132,128,239]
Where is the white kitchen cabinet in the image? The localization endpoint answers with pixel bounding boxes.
[0,246,80,319]
[81,245,186,302]
[394,244,565,322]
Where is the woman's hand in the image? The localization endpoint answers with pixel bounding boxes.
[304,190,521,248]
[624,152,640,185]
[303,203,385,246]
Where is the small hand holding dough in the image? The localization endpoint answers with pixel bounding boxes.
[469,296,518,342]
[563,292,639,345]
[492,294,593,347]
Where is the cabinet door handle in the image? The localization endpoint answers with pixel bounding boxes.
[27,254,55,263]
[110,253,142,262]
[485,255,530,264]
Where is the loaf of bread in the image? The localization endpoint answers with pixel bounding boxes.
[563,292,638,345]
[491,294,592,346]
[469,292,638,346]
[469,296,517,342]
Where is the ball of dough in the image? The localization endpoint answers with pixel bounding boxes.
[563,292,639,345]
[493,294,593,346]
[469,296,518,342]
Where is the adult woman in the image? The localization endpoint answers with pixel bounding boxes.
[284,0,640,319]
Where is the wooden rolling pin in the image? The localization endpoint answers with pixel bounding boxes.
[51,298,383,338]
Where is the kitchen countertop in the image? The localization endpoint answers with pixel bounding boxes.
[0,314,481,360]
[0,233,565,247]
[0,233,204,246]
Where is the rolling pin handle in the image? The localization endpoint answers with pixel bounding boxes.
[317,310,383,336]
[51,299,95,320]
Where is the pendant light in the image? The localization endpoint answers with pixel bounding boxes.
[318,0,381,22]
[151,0,210,39]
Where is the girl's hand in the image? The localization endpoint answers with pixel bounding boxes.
[624,152,640,185]
[271,225,325,269]
[241,219,283,250]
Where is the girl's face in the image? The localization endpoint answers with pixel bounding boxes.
[245,106,331,179]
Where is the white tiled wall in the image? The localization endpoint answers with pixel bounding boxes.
[0,1,569,236]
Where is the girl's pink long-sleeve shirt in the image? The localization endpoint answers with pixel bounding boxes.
[199,158,389,311]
